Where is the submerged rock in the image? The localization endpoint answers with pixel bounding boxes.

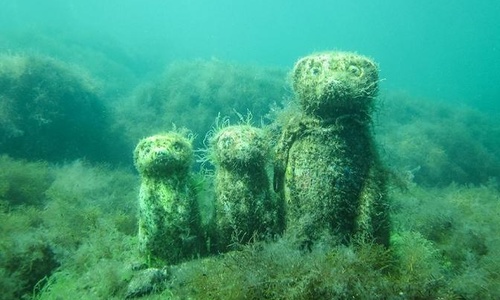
[125,267,170,298]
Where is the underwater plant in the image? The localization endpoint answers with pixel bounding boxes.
[377,91,500,186]
[115,59,289,151]
[0,206,59,300]
[0,155,53,207]
[0,158,140,299]
[391,182,500,299]
[0,29,143,98]
[0,54,130,165]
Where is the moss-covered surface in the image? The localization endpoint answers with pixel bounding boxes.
[275,52,389,247]
[134,133,207,266]
[134,133,194,179]
[292,51,378,120]
[209,125,283,251]
[277,115,390,247]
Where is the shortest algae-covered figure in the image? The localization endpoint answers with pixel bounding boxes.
[134,133,205,265]
[210,125,282,251]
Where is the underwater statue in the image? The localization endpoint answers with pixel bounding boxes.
[133,51,389,268]
[275,51,390,247]
[209,125,283,251]
[134,133,205,265]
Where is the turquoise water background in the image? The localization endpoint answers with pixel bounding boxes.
[1,0,499,112]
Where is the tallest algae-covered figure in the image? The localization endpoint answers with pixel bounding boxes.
[275,51,390,247]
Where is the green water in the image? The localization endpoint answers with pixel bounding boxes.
[1,0,499,111]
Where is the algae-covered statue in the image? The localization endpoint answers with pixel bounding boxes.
[134,133,206,265]
[275,51,390,247]
[209,125,283,251]
[133,51,389,268]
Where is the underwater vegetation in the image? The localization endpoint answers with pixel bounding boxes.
[377,91,500,187]
[2,157,498,299]
[0,158,138,300]
[0,47,499,299]
[30,177,500,299]
[390,182,500,299]
[115,59,290,151]
[0,30,144,99]
[0,54,130,165]
[0,155,53,207]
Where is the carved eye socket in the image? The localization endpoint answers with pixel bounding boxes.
[173,141,184,152]
[348,65,362,76]
[310,66,321,76]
